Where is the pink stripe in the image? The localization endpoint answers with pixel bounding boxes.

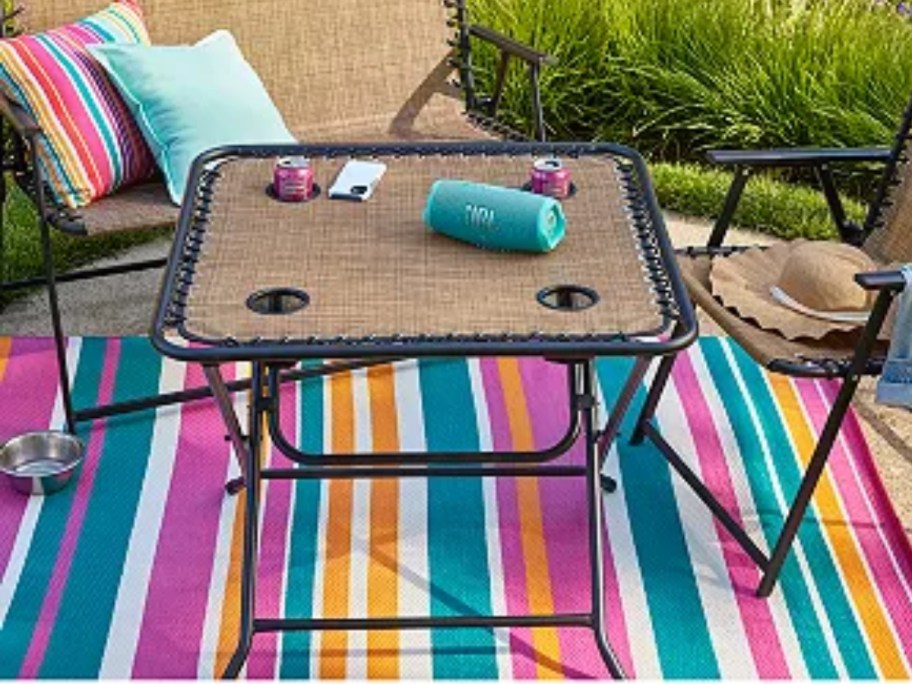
[519,358,635,678]
[131,363,236,677]
[0,339,62,576]
[480,359,536,678]
[18,39,110,190]
[796,379,912,663]
[246,380,296,678]
[672,354,791,678]
[18,338,121,678]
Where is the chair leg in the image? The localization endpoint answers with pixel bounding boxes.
[707,166,751,248]
[222,363,264,679]
[756,373,860,597]
[31,146,76,434]
[630,351,677,445]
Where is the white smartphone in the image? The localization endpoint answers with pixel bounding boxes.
[328,159,387,201]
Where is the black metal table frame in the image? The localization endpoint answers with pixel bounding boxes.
[150,141,699,679]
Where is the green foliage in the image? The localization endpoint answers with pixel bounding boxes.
[0,0,898,302]
[650,162,866,240]
[0,182,170,307]
[471,0,912,158]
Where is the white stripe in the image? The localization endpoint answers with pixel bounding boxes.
[394,360,433,678]
[593,365,663,678]
[197,362,247,679]
[468,358,513,678]
[653,367,758,678]
[721,340,848,677]
[821,380,912,672]
[689,347,808,678]
[98,356,187,677]
[0,337,81,628]
[346,369,371,677]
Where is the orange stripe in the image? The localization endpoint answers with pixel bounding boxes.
[366,365,400,678]
[214,495,246,676]
[320,371,355,678]
[498,358,563,678]
[769,374,908,677]
[0,337,12,384]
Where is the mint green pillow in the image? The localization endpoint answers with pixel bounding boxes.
[90,30,295,204]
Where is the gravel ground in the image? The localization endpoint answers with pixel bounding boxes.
[2,215,909,539]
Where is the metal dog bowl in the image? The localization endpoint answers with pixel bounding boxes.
[0,431,84,495]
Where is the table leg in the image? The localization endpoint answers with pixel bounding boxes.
[596,356,650,492]
[222,362,265,679]
[582,360,627,679]
[203,364,249,494]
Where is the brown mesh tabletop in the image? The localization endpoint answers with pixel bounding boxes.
[149,141,698,679]
[152,142,696,362]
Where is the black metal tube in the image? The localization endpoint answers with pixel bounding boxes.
[222,362,264,679]
[488,51,511,117]
[708,166,750,248]
[597,356,650,465]
[31,138,75,435]
[814,164,854,243]
[0,256,167,292]
[261,464,587,480]
[73,357,400,423]
[757,287,896,597]
[264,362,581,467]
[630,339,681,445]
[529,63,546,142]
[856,270,907,292]
[255,613,591,633]
[644,422,769,569]
[582,360,626,679]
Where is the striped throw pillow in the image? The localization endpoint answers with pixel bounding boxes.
[0,1,156,208]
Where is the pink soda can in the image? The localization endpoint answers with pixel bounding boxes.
[274,156,314,202]
[531,157,572,199]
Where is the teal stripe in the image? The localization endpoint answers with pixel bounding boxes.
[0,339,105,677]
[419,359,498,679]
[97,5,147,43]
[79,17,120,44]
[40,338,163,677]
[35,35,124,180]
[724,340,877,677]
[596,356,720,678]
[699,339,838,676]
[279,367,324,678]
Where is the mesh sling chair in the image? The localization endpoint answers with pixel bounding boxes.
[0,0,555,434]
[628,96,912,597]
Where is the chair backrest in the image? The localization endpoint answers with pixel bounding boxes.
[20,0,461,138]
[863,95,912,264]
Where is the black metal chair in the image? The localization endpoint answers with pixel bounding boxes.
[0,0,553,434]
[629,95,912,597]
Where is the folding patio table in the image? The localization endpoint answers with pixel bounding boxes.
[150,141,697,678]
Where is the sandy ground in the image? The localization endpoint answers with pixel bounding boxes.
[2,213,910,539]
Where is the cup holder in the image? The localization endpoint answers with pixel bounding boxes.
[246,288,310,315]
[536,285,599,312]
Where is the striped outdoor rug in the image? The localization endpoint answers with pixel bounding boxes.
[0,336,911,679]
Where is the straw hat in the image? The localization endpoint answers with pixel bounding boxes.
[709,240,880,340]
